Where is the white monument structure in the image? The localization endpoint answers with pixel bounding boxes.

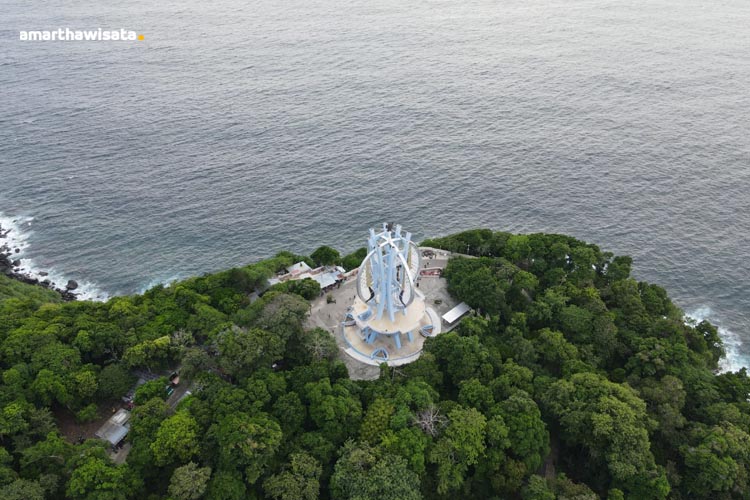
[341,223,439,365]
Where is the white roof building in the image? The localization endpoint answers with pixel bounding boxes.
[95,409,131,446]
[442,302,471,325]
[267,263,345,289]
[287,262,312,275]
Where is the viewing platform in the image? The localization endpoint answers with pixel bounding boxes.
[305,224,470,376]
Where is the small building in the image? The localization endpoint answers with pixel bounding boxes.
[267,262,345,292]
[311,267,344,290]
[442,302,471,327]
[287,262,312,276]
[95,409,131,447]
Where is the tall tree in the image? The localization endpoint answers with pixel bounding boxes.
[263,452,322,500]
[168,462,212,500]
[311,246,341,266]
[428,406,487,494]
[150,410,201,466]
[544,373,669,498]
[330,441,421,500]
[214,326,284,379]
[211,412,282,484]
[66,444,140,500]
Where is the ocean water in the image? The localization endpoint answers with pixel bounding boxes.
[1,0,749,370]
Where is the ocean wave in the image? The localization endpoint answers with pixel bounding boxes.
[0,213,109,302]
[686,306,748,373]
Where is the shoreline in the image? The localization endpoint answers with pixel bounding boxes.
[0,216,745,373]
[0,220,79,301]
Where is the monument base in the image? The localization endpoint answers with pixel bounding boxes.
[341,291,441,366]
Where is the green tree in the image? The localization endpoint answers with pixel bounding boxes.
[427,333,493,389]
[129,397,169,445]
[66,447,139,500]
[360,398,395,445]
[534,328,579,376]
[97,364,135,400]
[605,256,632,282]
[497,393,549,472]
[458,378,495,414]
[180,347,215,380]
[20,431,71,481]
[306,378,362,445]
[380,427,429,475]
[695,320,724,365]
[330,441,421,500]
[505,234,532,266]
[638,375,686,441]
[30,369,70,406]
[123,335,172,370]
[133,376,169,405]
[341,248,367,271]
[251,293,310,340]
[300,327,339,362]
[311,246,341,266]
[479,414,515,494]
[0,478,45,500]
[490,359,534,400]
[271,392,306,438]
[168,462,212,500]
[544,373,669,498]
[680,422,750,497]
[75,404,98,424]
[150,410,201,466]
[206,470,246,500]
[0,401,30,439]
[286,278,321,300]
[522,475,555,500]
[429,406,487,494]
[212,412,282,484]
[214,326,284,379]
[263,452,322,500]
[72,369,98,402]
[454,265,506,315]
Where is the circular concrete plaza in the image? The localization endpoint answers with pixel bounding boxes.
[342,291,441,366]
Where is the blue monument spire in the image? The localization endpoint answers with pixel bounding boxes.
[356,222,422,322]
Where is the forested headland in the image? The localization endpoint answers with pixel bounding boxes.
[0,229,747,500]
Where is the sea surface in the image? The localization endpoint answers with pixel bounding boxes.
[1,0,749,370]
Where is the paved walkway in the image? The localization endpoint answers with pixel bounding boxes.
[307,279,381,379]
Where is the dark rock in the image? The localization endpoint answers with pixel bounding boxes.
[0,245,79,302]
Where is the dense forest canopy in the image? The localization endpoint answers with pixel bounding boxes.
[0,230,748,500]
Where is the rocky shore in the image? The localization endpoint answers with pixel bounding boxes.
[0,221,79,301]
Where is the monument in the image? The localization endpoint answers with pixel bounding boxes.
[341,223,439,365]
